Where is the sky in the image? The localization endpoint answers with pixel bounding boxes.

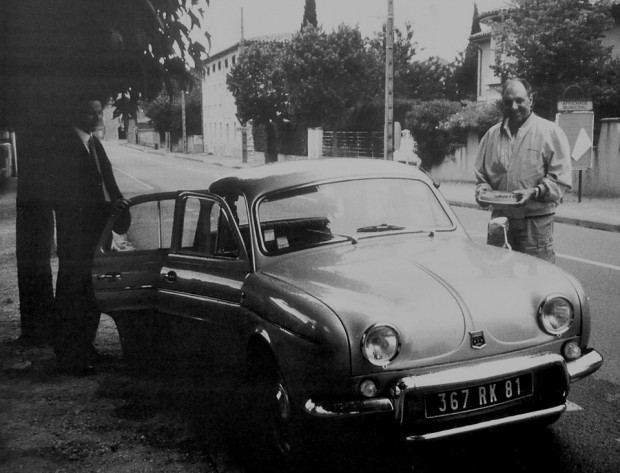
[203,0,509,61]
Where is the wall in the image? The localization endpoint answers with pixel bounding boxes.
[583,118,620,196]
[202,45,245,157]
[475,37,502,103]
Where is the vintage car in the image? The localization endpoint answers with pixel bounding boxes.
[92,158,602,465]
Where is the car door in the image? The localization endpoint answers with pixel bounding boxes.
[157,191,252,372]
[92,192,177,314]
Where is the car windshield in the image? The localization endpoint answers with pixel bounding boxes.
[257,177,453,255]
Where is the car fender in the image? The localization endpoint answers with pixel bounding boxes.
[240,272,352,398]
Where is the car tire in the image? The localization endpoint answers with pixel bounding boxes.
[242,346,301,472]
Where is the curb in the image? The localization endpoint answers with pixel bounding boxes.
[118,142,257,169]
[447,200,620,234]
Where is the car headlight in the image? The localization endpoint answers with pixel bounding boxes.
[361,324,400,367]
[538,296,574,336]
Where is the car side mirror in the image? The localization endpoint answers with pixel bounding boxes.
[488,217,511,250]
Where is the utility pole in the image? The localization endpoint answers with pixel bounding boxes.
[240,7,248,163]
[384,0,394,160]
[181,89,187,153]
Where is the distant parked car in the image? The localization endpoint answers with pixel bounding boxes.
[92,158,602,468]
[0,130,14,182]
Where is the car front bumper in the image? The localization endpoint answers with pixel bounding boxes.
[303,349,603,441]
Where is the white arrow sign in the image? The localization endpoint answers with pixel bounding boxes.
[571,127,593,162]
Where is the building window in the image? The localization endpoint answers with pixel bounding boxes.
[232,55,236,65]
[218,61,221,71]
[225,58,229,68]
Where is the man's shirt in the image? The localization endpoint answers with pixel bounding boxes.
[474,113,572,218]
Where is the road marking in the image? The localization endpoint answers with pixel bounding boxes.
[113,167,155,190]
[557,253,620,272]
[566,401,583,412]
[468,232,620,272]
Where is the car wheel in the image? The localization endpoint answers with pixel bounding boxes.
[243,347,300,471]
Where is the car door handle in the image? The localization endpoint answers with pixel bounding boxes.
[164,271,177,282]
[97,272,121,281]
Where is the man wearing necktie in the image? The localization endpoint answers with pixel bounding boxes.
[52,96,127,375]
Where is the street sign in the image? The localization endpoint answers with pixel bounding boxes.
[556,111,594,171]
[557,100,593,112]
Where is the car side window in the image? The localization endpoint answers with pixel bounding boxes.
[179,196,239,258]
[103,198,175,253]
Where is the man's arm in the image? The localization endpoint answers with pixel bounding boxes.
[94,138,124,201]
[537,124,572,203]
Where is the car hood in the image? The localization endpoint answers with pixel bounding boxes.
[259,234,581,372]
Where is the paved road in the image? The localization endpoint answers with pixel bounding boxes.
[106,142,620,473]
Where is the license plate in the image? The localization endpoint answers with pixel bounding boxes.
[425,373,533,418]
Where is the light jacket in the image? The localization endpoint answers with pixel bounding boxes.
[474,113,572,218]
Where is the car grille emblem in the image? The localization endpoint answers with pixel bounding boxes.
[470,331,486,349]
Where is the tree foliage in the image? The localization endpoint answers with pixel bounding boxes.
[227,40,289,162]
[226,19,478,162]
[405,100,462,170]
[144,85,203,140]
[367,23,418,100]
[227,40,289,127]
[439,100,503,136]
[448,44,478,101]
[492,0,615,117]
[301,0,318,29]
[1,0,211,132]
[284,25,382,128]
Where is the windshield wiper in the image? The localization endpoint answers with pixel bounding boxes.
[308,229,358,245]
[356,223,406,233]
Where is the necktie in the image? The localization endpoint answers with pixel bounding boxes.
[88,136,110,201]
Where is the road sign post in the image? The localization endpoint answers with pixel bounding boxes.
[556,99,594,203]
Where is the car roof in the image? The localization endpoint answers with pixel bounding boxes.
[209,158,428,201]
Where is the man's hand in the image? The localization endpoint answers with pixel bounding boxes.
[513,188,538,206]
[475,184,493,208]
[111,198,129,212]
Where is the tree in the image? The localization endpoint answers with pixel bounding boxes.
[227,40,289,162]
[301,0,318,29]
[367,23,419,101]
[284,25,382,128]
[446,4,481,101]
[144,84,203,142]
[2,1,210,128]
[407,57,455,101]
[405,99,462,170]
[447,46,478,101]
[492,0,615,118]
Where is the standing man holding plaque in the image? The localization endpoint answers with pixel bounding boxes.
[474,78,572,263]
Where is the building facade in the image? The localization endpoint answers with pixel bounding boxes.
[202,43,245,157]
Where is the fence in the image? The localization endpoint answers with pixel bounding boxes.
[322,131,384,158]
